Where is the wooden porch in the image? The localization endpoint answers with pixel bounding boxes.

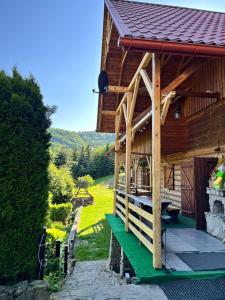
[107,214,225,283]
[97,0,225,272]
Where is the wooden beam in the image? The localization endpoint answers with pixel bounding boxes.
[101,110,115,116]
[116,50,129,107]
[108,85,129,93]
[116,108,123,139]
[132,111,152,135]
[128,75,141,126]
[116,52,151,116]
[140,69,153,100]
[161,54,171,70]
[116,93,127,114]
[175,90,220,99]
[125,92,132,232]
[161,91,176,125]
[161,61,206,96]
[128,52,152,91]
[122,103,128,125]
[152,53,162,269]
[164,144,225,163]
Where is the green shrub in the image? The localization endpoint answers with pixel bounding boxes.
[49,203,72,224]
[46,227,67,243]
[49,163,74,204]
[0,69,52,284]
[76,175,94,187]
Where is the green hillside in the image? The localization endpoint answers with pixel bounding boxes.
[49,128,114,150]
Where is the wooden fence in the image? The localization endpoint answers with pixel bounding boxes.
[115,193,154,254]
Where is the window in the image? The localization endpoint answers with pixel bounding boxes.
[164,164,174,190]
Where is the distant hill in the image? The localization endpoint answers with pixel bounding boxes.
[49,128,115,150]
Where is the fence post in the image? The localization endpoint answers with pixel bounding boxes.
[64,244,68,277]
[55,240,61,258]
[38,226,46,280]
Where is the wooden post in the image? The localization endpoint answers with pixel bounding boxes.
[114,145,120,213]
[64,244,68,277]
[152,53,162,269]
[55,240,61,258]
[125,92,132,231]
[114,113,121,214]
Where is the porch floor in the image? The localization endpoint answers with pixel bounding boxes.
[106,214,225,283]
[162,228,225,271]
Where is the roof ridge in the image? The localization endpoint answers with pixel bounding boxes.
[109,0,225,16]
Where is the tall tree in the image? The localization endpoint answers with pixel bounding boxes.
[0,69,53,283]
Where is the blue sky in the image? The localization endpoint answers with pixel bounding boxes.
[1,0,225,132]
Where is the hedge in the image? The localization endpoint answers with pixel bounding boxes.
[0,69,52,284]
[49,203,72,224]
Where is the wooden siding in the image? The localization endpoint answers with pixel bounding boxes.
[184,59,225,118]
[187,102,225,152]
[130,100,188,156]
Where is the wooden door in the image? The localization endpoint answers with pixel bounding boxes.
[194,157,217,230]
[181,161,195,217]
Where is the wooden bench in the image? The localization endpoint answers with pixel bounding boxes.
[167,206,180,224]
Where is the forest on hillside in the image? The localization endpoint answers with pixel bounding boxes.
[49,128,115,149]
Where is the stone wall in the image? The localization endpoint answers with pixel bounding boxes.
[0,280,49,300]
[109,231,135,278]
[109,232,121,273]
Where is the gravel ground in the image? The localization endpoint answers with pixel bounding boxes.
[51,260,167,300]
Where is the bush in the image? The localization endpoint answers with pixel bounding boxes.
[49,203,72,224]
[76,175,94,188]
[49,163,74,204]
[0,69,52,284]
[46,227,67,243]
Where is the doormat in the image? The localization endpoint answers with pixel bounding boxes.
[160,278,225,300]
[176,252,225,271]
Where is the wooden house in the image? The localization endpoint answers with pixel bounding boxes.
[97,0,225,280]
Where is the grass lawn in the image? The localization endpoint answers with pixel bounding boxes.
[75,175,114,261]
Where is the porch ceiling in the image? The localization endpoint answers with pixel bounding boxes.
[97,1,224,133]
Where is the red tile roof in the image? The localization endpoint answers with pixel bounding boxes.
[105,0,225,47]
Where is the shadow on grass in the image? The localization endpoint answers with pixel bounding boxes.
[75,219,111,261]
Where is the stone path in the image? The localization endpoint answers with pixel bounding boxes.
[51,260,167,300]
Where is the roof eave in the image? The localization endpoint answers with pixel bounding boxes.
[119,37,225,57]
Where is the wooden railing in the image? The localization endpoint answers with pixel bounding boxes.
[115,192,154,254]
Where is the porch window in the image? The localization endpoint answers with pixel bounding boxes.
[164,164,175,190]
